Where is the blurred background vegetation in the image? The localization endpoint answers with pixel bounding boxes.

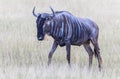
[0,0,120,79]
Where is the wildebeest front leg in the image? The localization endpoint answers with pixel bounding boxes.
[83,43,94,69]
[48,41,58,65]
[66,40,71,67]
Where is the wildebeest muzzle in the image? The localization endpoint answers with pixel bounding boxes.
[37,35,44,40]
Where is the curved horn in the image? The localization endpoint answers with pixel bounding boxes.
[50,6,55,17]
[32,6,39,17]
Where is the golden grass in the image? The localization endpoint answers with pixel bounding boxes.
[0,0,120,79]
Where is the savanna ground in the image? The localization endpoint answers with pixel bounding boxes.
[0,0,120,79]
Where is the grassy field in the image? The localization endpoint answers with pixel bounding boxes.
[0,0,120,79]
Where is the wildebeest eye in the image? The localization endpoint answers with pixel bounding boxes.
[46,16,52,21]
[46,17,49,20]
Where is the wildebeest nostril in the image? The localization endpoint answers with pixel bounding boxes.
[37,36,44,40]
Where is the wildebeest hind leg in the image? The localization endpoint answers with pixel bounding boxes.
[91,38,102,71]
[48,41,58,66]
[83,42,94,69]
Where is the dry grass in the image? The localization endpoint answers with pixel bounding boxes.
[0,0,120,79]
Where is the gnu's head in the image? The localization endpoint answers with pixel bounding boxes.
[32,7,50,41]
[32,6,55,41]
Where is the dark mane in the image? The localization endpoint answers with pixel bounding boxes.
[54,11,74,17]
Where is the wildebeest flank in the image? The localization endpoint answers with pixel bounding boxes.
[32,7,102,70]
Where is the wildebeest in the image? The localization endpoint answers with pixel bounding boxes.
[32,7,102,70]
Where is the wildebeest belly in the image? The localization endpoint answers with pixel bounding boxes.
[71,35,90,46]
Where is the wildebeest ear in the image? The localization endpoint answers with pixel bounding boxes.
[49,6,55,17]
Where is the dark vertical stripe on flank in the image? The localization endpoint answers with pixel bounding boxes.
[55,21,58,37]
[77,21,80,39]
[59,20,64,38]
[52,21,55,37]
[81,22,86,42]
[67,17,72,40]
[58,22,61,38]
[71,19,74,42]
[50,21,54,35]
[59,20,63,38]
[76,25,79,41]
[63,15,68,40]
[54,21,57,38]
